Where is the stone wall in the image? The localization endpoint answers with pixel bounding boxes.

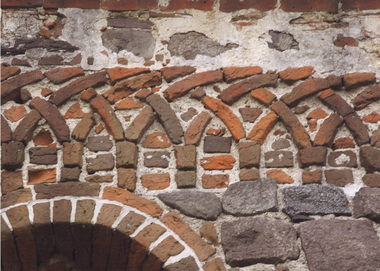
[1,1,380,271]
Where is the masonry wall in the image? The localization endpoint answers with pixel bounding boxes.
[1,1,380,271]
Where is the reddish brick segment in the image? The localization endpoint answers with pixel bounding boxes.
[13,110,41,143]
[107,67,150,83]
[44,67,84,84]
[90,95,125,140]
[342,0,380,10]
[161,211,216,261]
[141,173,170,190]
[103,187,163,217]
[202,96,245,140]
[281,0,339,12]
[1,116,12,143]
[201,155,236,170]
[163,70,223,101]
[318,89,354,117]
[251,88,277,106]
[184,111,212,145]
[270,101,312,149]
[247,111,278,144]
[35,182,100,199]
[161,66,196,83]
[220,73,278,105]
[343,72,376,89]
[44,0,100,8]
[125,106,155,142]
[1,66,21,81]
[202,174,229,188]
[101,0,158,10]
[267,169,294,184]
[30,97,70,142]
[223,66,262,83]
[72,112,95,141]
[344,113,370,145]
[163,0,214,11]
[314,113,343,146]
[352,83,380,110]
[1,188,33,208]
[28,168,56,185]
[220,0,276,12]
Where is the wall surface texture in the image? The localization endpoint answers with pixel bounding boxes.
[1,0,380,270]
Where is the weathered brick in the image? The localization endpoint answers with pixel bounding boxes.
[344,113,370,145]
[141,173,170,190]
[201,155,236,170]
[103,187,163,217]
[298,146,327,168]
[281,75,341,106]
[30,97,70,142]
[363,112,380,123]
[314,113,343,146]
[61,167,81,182]
[200,221,219,245]
[250,88,277,106]
[360,146,380,173]
[3,105,26,123]
[204,136,232,153]
[343,72,376,89]
[151,236,185,262]
[325,169,354,186]
[63,142,83,167]
[175,171,196,188]
[102,0,158,10]
[239,141,261,168]
[87,153,115,173]
[106,67,149,83]
[90,95,124,140]
[161,211,215,261]
[125,106,155,142]
[267,169,294,184]
[13,109,41,143]
[1,116,12,143]
[302,169,322,184]
[146,94,184,143]
[222,66,262,82]
[1,170,23,194]
[279,66,314,84]
[363,174,380,187]
[80,87,97,102]
[270,101,311,149]
[204,258,227,271]
[342,0,380,10]
[184,111,212,145]
[220,0,276,12]
[281,0,339,12]
[1,65,20,81]
[116,141,138,168]
[220,73,278,105]
[202,96,245,140]
[265,150,294,168]
[1,141,25,170]
[116,168,136,191]
[239,168,260,181]
[334,35,358,47]
[1,188,32,208]
[86,136,113,152]
[352,83,380,110]
[371,127,380,147]
[161,66,196,83]
[162,0,213,10]
[239,107,263,123]
[64,103,84,119]
[328,150,357,167]
[333,137,356,149]
[44,0,100,8]
[72,112,95,141]
[247,111,278,144]
[164,256,199,271]
[44,67,84,84]
[306,108,328,120]
[202,174,229,188]
[35,182,100,199]
[115,97,143,110]
[108,72,161,96]
[49,72,107,105]
[141,131,171,148]
[144,151,170,168]
[174,145,196,169]
[318,89,354,117]
[164,70,223,101]
[33,129,53,146]
[29,146,57,165]
[1,70,44,100]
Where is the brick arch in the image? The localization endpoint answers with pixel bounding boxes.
[1,185,209,270]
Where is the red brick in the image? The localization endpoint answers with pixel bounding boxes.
[333,137,356,149]
[334,35,358,47]
[35,182,100,199]
[344,113,370,146]
[279,66,314,84]
[90,95,124,140]
[30,97,70,142]
[1,65,20,81]
[64,103,84,119]
[202,96,245,140]
[200,221,218,245]
[106,67,149,83]
[162,0,214,10]
[352,83,380,110]
[202,174,230,188]
[223,66,262,82]
[306,108,328,120]
[281,75,341,106]
[201,155,236,170]
[164,70,223,101]
[281,0,339,12]
[342,0,380,10]
[80,88,97,102]
[247,111,278,144]
[314,113,343,146]
[161,211,215,261]
[343,72,376,90]
[115,97,144,110]
[161,66,196,83]
[117,168,136,191]
[363,112,380,123]
[1,116,12,143]
[267,169,294,184]
[103,187,163,217]
[44,0,100,8]
[41,87,53,97]
[44,67,83,84]
[102,0,158,10]
[1,188,32,208]
[302,170,322,184]
[151,236,185,262]
[142,131,171,148]
[125,106,155,142]
[1,70,44,100]
[1,170,23,195]
[1,217,21,270]
[72,112,95,141]
[3,105,26,123]
[220,0,276,12]
[251,88,276,105]
[184,111,212,145]
[270,101,312,149]
[220,73,278,105]
[28,168,56,185]
[49,71,107,105]
[63,142,83,167]
[141,173,170,190]
[204,258,227,271]
[2,0,42,7]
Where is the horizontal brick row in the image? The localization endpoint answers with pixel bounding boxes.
[2,0,379,11]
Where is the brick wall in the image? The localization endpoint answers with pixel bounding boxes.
[1,1,380,271]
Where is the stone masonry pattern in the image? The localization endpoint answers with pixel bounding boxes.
[1,1,380,271]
